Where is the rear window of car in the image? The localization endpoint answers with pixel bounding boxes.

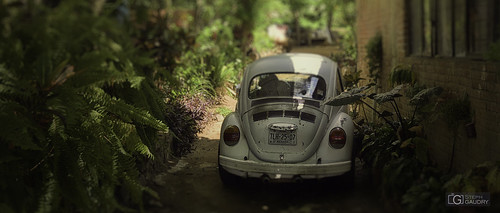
[248,73,327,100]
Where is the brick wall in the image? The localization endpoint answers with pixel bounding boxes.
[356,0,500,172]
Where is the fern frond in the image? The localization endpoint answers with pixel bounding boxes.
[122,173,159,210]
[83,86,168,131]
[0,203,16,213]
[0,100,44,150]
[0,65,36,101]
[48,116,69,141]
[134,141,154,159]
[1,1,171,211]
[35,172,57,213]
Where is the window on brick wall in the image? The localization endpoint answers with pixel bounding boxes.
[454,0,467,56]
[436,0,452,56]
[408,0,500,58]
[409,0,432,56]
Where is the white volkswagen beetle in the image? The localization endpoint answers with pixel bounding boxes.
[218,53,355,184]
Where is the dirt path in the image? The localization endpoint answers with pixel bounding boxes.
[148,95,385,213]
[149,96,253,213]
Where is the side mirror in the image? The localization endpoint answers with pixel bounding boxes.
[236,84,241,98]
[235,84,241,112]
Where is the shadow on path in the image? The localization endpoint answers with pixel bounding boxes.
[148,136,384,213]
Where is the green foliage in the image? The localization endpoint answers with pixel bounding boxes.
[126,0,250,97]
[243,0,357,56]
[401,136,429,165]
[0,1,169,212]
[365,33,382,81]
[360,124,399,169]
[373,85,404,104]
[324,84,372,106]
[127,0,251,159]
[360,123,426,168]
[352,84,447,209]
[361,122,447,211]
[164,95,212,156]
[390,65,415,86]
[402,172,449,213]
[357,90,492,213]
[172,47,244,97]
[331,0,357,59]
[379,156,500,212]
[382,157,422,201]
[444,161,500,194]
[330,52,362,119]
[331,52,360,88]
[339,26,358,59]
[354,84,442,169]
[362,121,442,210]
[251,0,291,52]
[409,87,443,106]
[173,51,215,96]
[216,107,233,117]
[326,83,442,138]
[341,68,363,89]
[325,83,402,131]
[158,4,247,97]
[290,0,326,29]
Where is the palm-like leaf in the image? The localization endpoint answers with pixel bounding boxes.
[324,84,373,106]
[409,87,443,105]
[324,92,364,106]
[373,84,404,103]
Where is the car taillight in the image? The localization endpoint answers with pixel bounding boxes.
[223,125,240,146]
[329,127,346,149]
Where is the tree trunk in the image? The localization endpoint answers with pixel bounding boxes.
[294,13,301,46]
[326,6,335,44]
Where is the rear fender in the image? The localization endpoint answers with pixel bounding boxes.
[219,112,249,160]
[316,112,354,163]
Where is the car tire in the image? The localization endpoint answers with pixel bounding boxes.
[218,163,241,186]
[340,137,360,188]
[322,158,355,188]
[340,157,356,187]
[218,148,240,186]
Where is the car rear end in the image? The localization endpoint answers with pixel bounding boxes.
[218,53,354,182]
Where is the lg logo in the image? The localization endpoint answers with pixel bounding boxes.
[447,193,464,205]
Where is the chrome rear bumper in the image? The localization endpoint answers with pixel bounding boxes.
[219,155,351,179]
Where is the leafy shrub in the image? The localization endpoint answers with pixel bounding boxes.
[337,82,448,211]
[390,65,415,86]
[171,20,245,97]
[402,161,500,213]
[0,1,169,212]
[128,1,247,160]
[360,124,398,170]
[325,82,442,140]
[444,161,500,194]
[402,174,449,213]
[382,157,422,201]
[164,94,213,157]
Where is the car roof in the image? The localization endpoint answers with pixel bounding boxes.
[245,53,337,77]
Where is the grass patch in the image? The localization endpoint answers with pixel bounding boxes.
[216,106,233,117]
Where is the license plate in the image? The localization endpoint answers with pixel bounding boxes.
[268,130,297,145]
